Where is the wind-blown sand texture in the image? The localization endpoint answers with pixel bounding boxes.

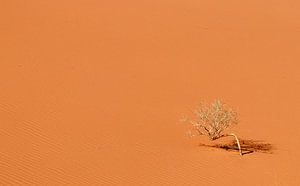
[1,0,300,185]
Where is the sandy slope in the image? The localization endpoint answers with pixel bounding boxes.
[1,0,300,185]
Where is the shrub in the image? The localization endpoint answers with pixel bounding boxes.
[183,99,242,155]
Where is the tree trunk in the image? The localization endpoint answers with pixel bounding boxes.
[219,133,242,156]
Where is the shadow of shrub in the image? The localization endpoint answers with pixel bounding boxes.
[199,139,273,155]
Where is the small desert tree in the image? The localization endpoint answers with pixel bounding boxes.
[184,99,242,155]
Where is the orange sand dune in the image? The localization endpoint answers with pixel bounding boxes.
[1,0,300,185]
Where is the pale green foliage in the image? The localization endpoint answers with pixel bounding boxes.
[186,99,238,140]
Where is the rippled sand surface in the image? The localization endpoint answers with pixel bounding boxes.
[1,1,300,185]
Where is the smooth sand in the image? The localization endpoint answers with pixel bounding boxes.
[1,0,300,185]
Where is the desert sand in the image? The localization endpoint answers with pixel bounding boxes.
[1,0,300,185]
